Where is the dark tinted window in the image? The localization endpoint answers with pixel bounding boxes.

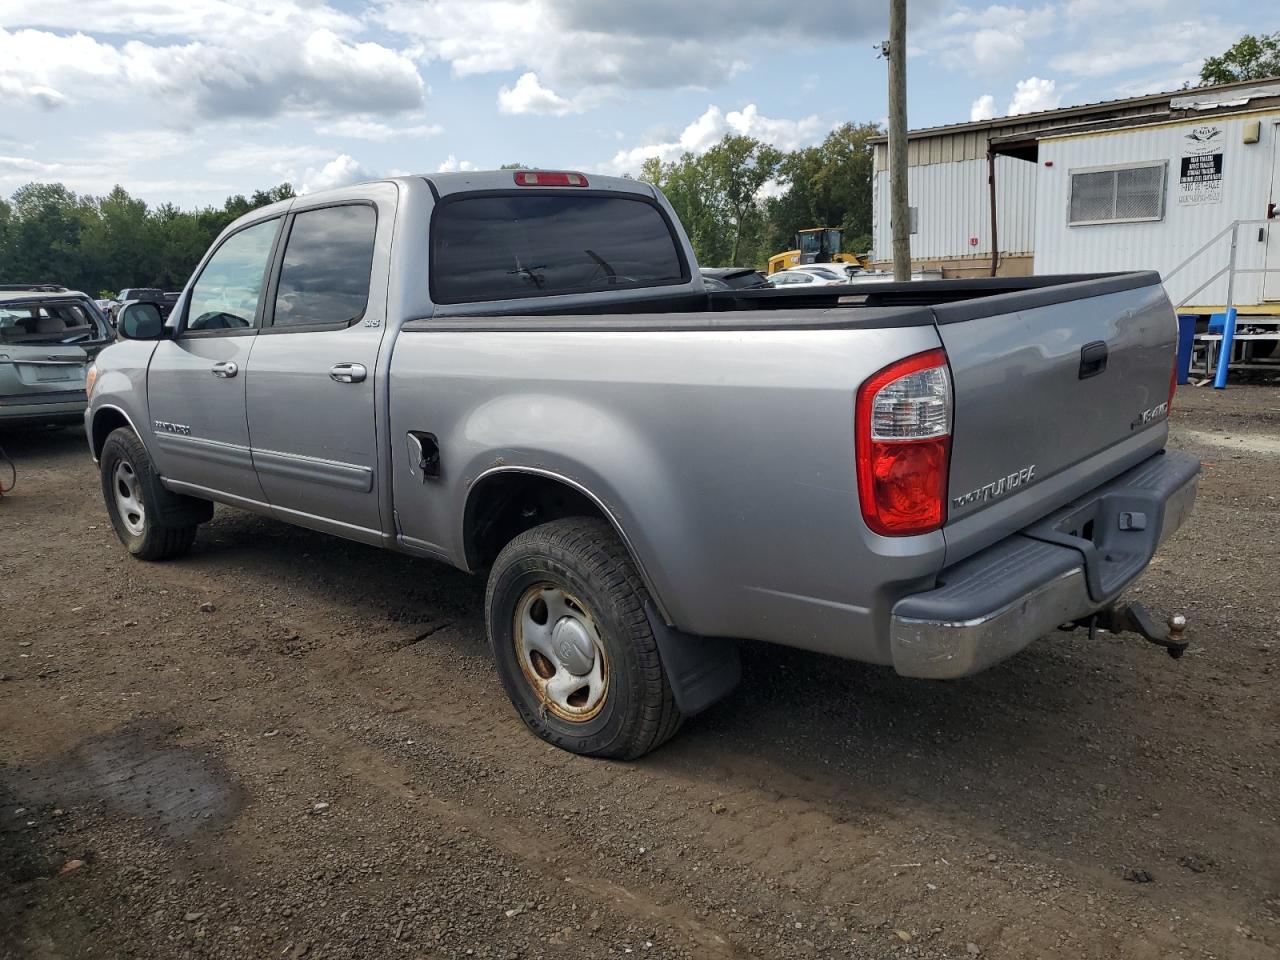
[273,205,377,327]
[431,194,686,303]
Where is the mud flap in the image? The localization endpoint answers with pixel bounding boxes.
[646,603,741,715]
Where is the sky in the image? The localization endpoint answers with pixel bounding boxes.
[0,0,1272,209]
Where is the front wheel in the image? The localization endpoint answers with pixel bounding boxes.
[99,428,201,560]
[486,518,684,759]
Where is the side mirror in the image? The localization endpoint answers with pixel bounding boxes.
[116,301,165,340]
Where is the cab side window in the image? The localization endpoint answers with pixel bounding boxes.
[186,218,280,332]
[272,205,377,328]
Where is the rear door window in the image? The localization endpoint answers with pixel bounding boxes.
[272,204,377,327]
[431,193,688,303]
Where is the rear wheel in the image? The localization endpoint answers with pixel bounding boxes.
[100,428,202,560]
[486,517,684,759]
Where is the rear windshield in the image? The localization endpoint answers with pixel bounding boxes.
[431,193,688,303]
[0,300,108,346]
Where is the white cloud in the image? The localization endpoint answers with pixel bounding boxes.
[437,155,477,173]
[0,29,126,110]
[970,94,997,121]
[299,154,375,193]
[1062,0,1187,19]
[0,152,230,199]
[497,72,579,116]
[0,18,425,121]
[608,103,827,174]
[316,117,443,141]
[933,4,1056,73]
[207,144,333,176]
[377,0,945,100]
[1007,76,1060,115]
[1048,18,1233,79]
[1109,63,1205,98]
[0,0,359,37]
[0,76,66,110]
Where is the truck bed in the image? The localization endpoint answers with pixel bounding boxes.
[409,272,1161,327]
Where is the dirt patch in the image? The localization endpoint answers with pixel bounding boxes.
[1,391,1279,959]
[3,723,245,839]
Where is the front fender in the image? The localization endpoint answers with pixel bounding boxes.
[87,340,159,461]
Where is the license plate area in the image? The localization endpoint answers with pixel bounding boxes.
[1025,490,1163,603]
[16,362,84,384]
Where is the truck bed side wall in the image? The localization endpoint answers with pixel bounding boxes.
[387,325,946,662]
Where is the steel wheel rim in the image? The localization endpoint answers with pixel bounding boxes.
[514,583,608,722]
[113,459,146,536]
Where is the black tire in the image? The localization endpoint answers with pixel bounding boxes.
[486,517,684,759]
[100,427,204,560]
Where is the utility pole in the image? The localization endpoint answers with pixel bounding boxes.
[887,0,911,281]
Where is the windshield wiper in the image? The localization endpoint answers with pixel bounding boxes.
[585,249,617,284]
[507,265,547,289]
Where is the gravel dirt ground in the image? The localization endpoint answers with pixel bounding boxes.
[1,384,1278,960]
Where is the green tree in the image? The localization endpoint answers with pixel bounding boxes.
[633,122,880,269]
[1200,32,1280,85]
[0,181,297,293]
[2,183,95,288]
[765,121,881,261]
[639,136,783,267]
[701,135,783,265]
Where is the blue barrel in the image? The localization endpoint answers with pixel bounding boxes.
[1176,314,1197,385]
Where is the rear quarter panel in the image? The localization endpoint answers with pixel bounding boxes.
[388,323,947,662]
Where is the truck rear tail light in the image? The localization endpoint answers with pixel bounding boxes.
[514,171,589,187]
[855,348,952,536]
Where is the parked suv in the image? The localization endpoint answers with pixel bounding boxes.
[1,285,114,426]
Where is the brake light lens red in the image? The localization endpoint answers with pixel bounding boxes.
[855,349,952,536]
[514,171,589,187]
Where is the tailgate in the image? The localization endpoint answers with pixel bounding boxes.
[936,275,1177,562]
[1,346,90,395]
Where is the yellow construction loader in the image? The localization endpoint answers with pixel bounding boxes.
[768,227,868,275]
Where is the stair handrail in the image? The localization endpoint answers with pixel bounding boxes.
[1162,219,1239,288]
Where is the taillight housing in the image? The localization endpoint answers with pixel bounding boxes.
[855,349,952,536]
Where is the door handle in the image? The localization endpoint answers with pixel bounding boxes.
[329,362,367,383]
[1079,341,1108,380]
[211,361,238,378]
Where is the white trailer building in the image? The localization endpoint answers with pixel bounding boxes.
[870,77,1280,327]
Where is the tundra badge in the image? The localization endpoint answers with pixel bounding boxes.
[952,464,1037,508]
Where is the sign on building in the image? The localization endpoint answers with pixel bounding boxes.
[1177,125,1224,205]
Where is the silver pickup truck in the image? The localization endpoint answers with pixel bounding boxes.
[86,170,1198,759]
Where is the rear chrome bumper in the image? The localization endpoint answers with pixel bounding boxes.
[890,450,1199,679]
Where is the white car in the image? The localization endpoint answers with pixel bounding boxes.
[768,265,852,287]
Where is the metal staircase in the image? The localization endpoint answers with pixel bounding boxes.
[1162,218,1279,388]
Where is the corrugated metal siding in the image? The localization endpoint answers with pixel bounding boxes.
[871,102,1177,172]
[872,157,1037,261]
[1034,113,1280,307]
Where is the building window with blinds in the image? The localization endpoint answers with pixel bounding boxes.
[1068,162,1167,225]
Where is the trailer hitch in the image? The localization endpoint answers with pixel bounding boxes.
[1068,601,1189,659]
